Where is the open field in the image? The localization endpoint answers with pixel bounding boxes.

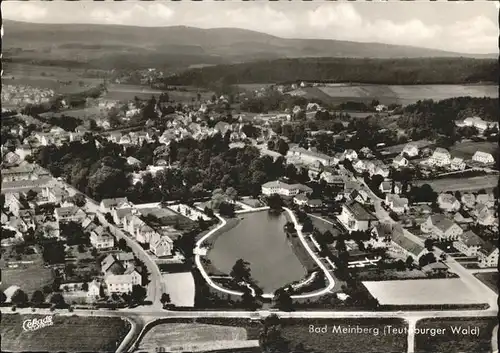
[318,84,498,105]
[310,215,341,236]
[450,141,499,160]
[40,106,108,120]
[237,83,274,91]
[0,265,55,297]
[414,175,498,192]
[281,318,407,353]
[162,272,196,307]
[1,314,131,353]
[474,272,498,294]
[362,279,482,305]
[136,322,253,352]
[415,317,497,353]
[103,84,214,103]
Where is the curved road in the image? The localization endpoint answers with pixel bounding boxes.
[194,209,335,299]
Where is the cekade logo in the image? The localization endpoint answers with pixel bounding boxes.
[22,316,54,332]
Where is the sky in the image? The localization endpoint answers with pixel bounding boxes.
[2,1,498,54]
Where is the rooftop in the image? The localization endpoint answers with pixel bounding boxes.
[344,201,377,221]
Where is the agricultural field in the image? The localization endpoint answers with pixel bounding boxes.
[281,318,407,353]
[414,175,498,192]
[318,84,498,106]
[40,106,108,121]
[237,83,274,92]
[0,263,55,297]
[414,317,497,353]
[1,314,131,353]
[136,322,255,353]
[474,272,498,294]
[362,279,482,305]
[103,84,214,103]
[449,141,499,160]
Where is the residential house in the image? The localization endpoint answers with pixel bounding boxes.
[150,235,174,258]
[428,148,451,167]
[46,185,70,204]
[101,252,135,275]
[54,206,87,223]
[105,267,142,293]
[100,197,131,213]
[402,143,419,158]
[478,244,498,268]
[366,160,389,178]
[338,201,378,232]
[343,149,358,161]
[3,151,22,166]
[108,132,122,143]
[366,223,393,248]
[472,151,494,164]
[393,155,409,168]
[458,116,499,132]
[461,193,476,209]
[450,157,466,171]
[421,262,448,275]
[388,224,427,260]
[437,193,461,213]
[385,194,409,215]
[261,180,313,197]
[453,230,484,257]
[347,189,370,205]
[353,159,367,173]
[87,280,101,300]
[474,205,496,226]
[5,193,23,217]
[90,227,115,249]
[476,194,495,208]
[453,211,473,225]
[420,214,463,240]
[112,207,133,227]
[1,164,44,182]
[379,181,402,194]
[293,194,323,208]
[127,156,142,167]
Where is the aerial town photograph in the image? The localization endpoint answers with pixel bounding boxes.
[0,1,498,353]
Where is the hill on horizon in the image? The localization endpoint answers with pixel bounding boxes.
[3,19,496,71]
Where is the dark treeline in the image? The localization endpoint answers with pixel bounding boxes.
[163,57,498,86]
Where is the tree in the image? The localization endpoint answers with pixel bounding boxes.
[81,282,89,291]
[50,292,66,308]
[71,193,87,207]
[301,218,313,233]
[424,238,434,251]
[230,259,251,282]
[419,252,437,267]
[31,290,45,306]
[11,289,28,307]
[225,187,238,202]
[0,291,6,304]
[267,194,283,211]
[274,288,293,311]
[160,293,171,306]
[131,285,147,304]
[276,139,289,156]
[43,285,53,295]
[405,256,415,269]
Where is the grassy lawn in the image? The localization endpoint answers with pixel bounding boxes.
[0,265,55,297]
[1,314,131,353]
[415,317,497,353]
[310,216,341,236]
[415,175,498,192]
[450,141,498,159]
[474,272,498,294]
[281,318,407,353]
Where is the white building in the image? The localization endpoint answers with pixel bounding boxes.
[453,230,484,257]
[478,246,498,268]
[286,146,335,166]
[105,268,142,293]
[437,193,461,213]
[450,157,466,171]
[402,143,419,158]
[472,151,494,164]
[338,202,378,232]
[392,155,409,168]
[428,148,451,167]
[261,180,313,197]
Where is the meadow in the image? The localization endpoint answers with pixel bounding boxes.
[1,314,131,353]
[0,264,55,297]
[414,175,498,192]
[474,272,498,294]
[449,141,498,160]
[414,317,497,353]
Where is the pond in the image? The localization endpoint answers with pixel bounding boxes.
[207,211,307,293]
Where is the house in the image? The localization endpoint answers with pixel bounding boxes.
[54,206,87,223]
[261,180,313,197]
[112,207,133,227]
[1,164,43,182]
[150,235,173,257]
[375,104,387,112]
[343,149,358,161]
[458,116,499,132]
[3,151,22,166]
[90,228,115,249]
[101,252,135,275]
[46,185,70,204]
[453,211,473,224]
[388,224,427,260]
[474,205,496,226]
[453,230,484,256]
[100,197,131,213]
[450,157,466,171]
[478,244,498,268]
[476,194,495,208]
[393,155,409,168]
[293,194,322,208]
[347,189,370,205]
[437,193,461,212]
[367,223,394,248]
[461,193,476,209]
[428,148,451,166]
[402,143,419,158]
[353,159,367,173]
[105,267,142,293]
[420,215,463,240]
[379,181,402,194]
[472,151,494,164]
[385,194,409,214]
[126,156,142,167]
[338,201,378,232]
[421,262,448,275]
[87,280,101,299]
